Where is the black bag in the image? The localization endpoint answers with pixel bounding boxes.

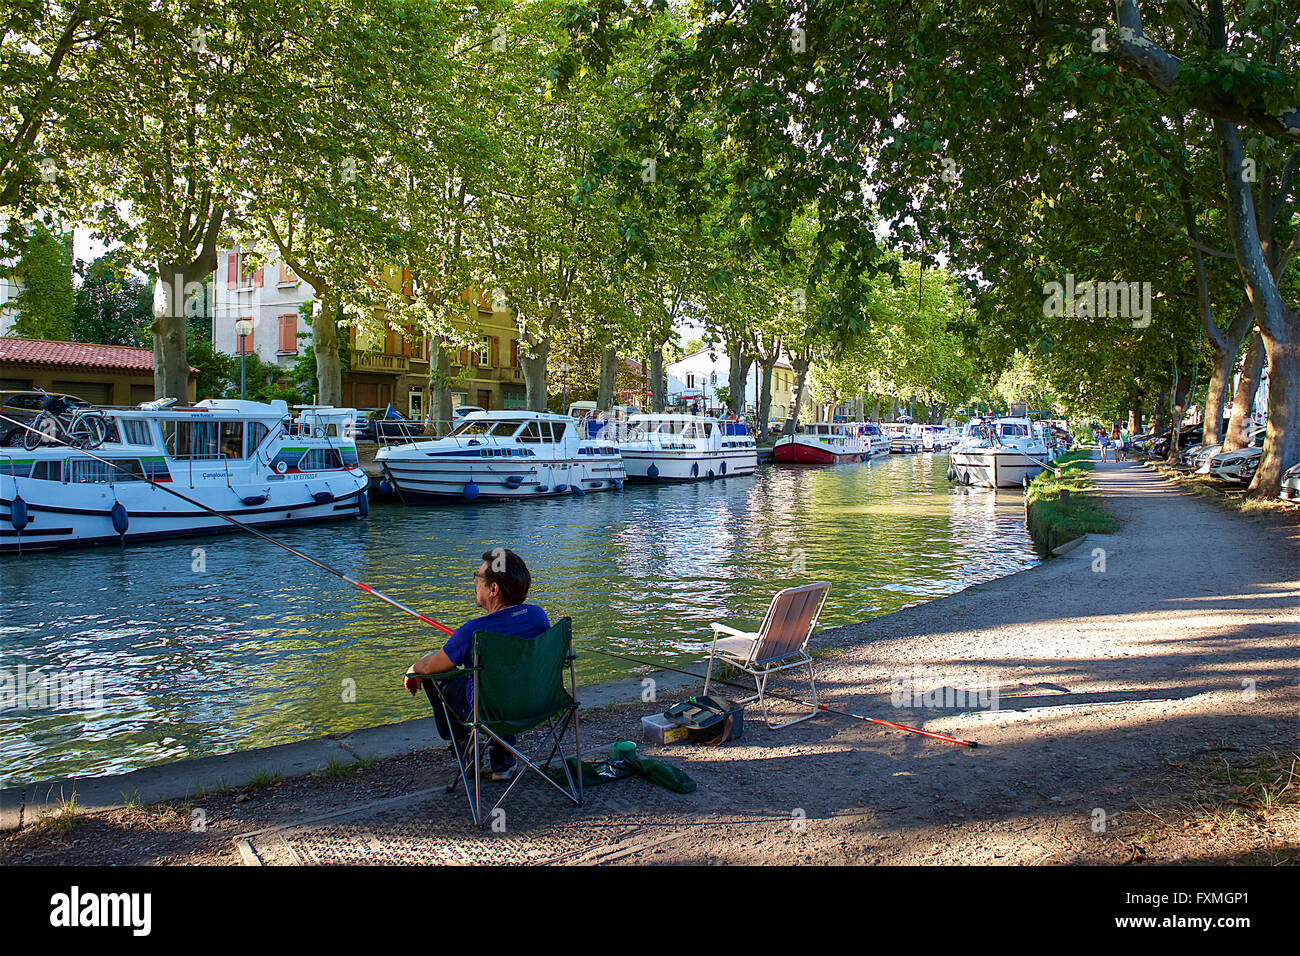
[664,695,744,745]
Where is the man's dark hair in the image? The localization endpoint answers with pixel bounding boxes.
[481,549,530,606]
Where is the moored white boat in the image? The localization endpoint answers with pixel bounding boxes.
[0,400,368,553]
[773,423,867,464]
[852,422,891,456]
[948,416,1053,488]
[375,410,625,501]
[616,414,757,481]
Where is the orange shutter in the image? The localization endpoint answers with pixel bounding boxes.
[490,336,499,368]
[237,321,254,355]
[459,347,469,366]
[279,262,296,284]
[511,339,519,367]
[227,254,238,289]
[253,264,264,288]
[279,314,297,353]
[401,268,413,297]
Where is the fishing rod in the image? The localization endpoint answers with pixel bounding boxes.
[583,647,979,749]
[0,410,454,635]
[2,411,974,747]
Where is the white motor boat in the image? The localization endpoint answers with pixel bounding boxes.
[616,414,757,481]
[0,399,369,553]
[949,416,1053,488]
[376,410,625,501]
[853,422,891,456]
[885,423,923,454]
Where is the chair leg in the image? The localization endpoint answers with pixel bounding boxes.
[473,727,483,829]
[757,660,819,729]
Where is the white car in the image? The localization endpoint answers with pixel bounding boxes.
[1281,463,1300,502]
[1208,446,1262,483]
[1190,442,1224,473]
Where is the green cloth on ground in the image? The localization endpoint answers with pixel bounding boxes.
[560,741,697,794]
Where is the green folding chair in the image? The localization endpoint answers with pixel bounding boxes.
[423,617,582,827]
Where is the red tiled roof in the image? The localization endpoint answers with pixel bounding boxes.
[0,337,174,375]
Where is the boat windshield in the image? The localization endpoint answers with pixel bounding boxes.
[452,418,527,438]
[998,423,1030,438]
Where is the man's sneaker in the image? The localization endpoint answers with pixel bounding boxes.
[490,754,518,782]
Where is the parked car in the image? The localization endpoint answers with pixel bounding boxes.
[1206,425,1266,483]
[1280,462,1300,502]
[452,405,486,419]
[354,408,421,443]
[0,390,91,446]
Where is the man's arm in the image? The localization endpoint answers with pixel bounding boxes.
[404,649,456,694]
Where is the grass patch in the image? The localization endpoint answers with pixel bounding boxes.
[245,770,283,789]
[37,795,79,839]
[1025,450,1118,555]
[1181,749,1300,864]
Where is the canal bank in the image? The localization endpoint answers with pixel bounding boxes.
[3,460,1297,864]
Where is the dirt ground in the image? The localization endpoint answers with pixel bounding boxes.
[3,459,1297,865]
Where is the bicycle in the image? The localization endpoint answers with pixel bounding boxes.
[22,394,110,450]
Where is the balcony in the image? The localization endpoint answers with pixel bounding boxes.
[352,351,409,375]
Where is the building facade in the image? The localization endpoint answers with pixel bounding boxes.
[211,248,531,418]
[665,348,797,422]
[0,337,196,405]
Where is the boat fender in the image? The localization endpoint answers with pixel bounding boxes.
[241,493,269,506]
[10,494,28,531]
[706,469,715,480]
[554,483,568,494]
[463,481,480,501]
[312,490,336,504]
[378,479,392,496]
[536,485,549,493]
[504,474,524,487]
[589,481,603,489]
[612,479,623,490]
[646,463,659,479]
[357,489,370,517]
[691,463,699,478]
[111,501,129,534]
[720,461,726,475]
[570,484,584,496]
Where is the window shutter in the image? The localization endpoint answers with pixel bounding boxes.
[279,314,297,353]
[279,262,296,284]
[238,321,254,355]
[511,339,519,367]
[459,347,469,366]
[490,336,499,368]
[401,268,413,297]
[227,254,238,289]
[253,264,264,288]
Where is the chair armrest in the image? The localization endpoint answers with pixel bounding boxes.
[406,667,474,681]
[709,624,754,639]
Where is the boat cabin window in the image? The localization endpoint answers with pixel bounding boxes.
[162,421,222,459]
[453,418,526,439]
[518,421,544,443]
[299,448,344,471]
[998,423,1029,438]
[31,460,62,482]
[0,458,30,477]
[119,419,154,446]
[220,422,245,459]
[246,422,270,457]
[69,459,146,483]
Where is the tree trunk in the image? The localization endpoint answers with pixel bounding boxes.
[1167,366,1191,463]
[650,345,666,413]
[597,346,618,410]
[756,355,777,440]
[1225,331,1266,452]
[312,289,343,406]
[725,338,751,417]
[152,263,203,400]
[1249,318,1300,496]
[520,334,550,411]
[785,356,811,435]
[1201,299,1255,445]
[427,336,453,432]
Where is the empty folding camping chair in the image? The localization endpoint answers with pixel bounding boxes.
[422,618,582,827]
[704,582,831,728]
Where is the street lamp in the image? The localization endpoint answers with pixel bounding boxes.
[560,362,569,413]
[234,318,253,400]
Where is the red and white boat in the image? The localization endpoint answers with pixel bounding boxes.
[773,423,867,464]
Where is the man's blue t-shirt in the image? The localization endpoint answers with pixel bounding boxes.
[440,603,550,712]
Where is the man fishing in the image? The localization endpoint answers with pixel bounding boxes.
[404,548,550,781]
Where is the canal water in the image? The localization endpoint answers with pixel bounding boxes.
[0,453,1036,786]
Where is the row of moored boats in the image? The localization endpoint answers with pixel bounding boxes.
[0,401,1061,552]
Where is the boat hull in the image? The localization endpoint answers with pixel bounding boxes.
[621,449,757,481]
[378,453,626,500]
[950,451,1045,488]
[772,440,864,465]
[0,470,368,553]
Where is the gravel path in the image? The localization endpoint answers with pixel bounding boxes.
[5,458,1297,865]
